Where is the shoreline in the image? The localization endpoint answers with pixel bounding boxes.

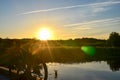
[0,67,18,80]
[0,68,10,80]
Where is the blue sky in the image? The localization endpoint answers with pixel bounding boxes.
[0,0,120,39]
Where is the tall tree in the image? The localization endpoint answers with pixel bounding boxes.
[108,32,120,47]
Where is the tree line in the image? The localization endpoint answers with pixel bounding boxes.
[0,32,120,48]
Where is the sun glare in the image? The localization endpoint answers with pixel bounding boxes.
[38,28,51,40]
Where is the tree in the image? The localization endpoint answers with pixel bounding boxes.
[108,32,120,47]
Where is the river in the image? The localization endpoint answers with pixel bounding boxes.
[47,61,120,80]
[0,61,120,80]
[0,75,9,80]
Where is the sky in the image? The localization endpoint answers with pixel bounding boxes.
[0,0,120,40]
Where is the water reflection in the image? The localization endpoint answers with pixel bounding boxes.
[47,61,120,80]
[107,60,120,71]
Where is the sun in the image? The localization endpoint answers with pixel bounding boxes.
[38,28,51,40]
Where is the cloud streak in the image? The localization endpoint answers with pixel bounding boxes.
[19,1,120,15]
[63,17,120,27]
[78,27,92,30]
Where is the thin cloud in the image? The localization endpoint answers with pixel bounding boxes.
[78,27,92,30]
[19,1,120,15]
[63,17,120,27]
[92,7,108,13]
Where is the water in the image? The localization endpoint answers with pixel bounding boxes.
[47,61,120,80]
[0,75,9,80]
[0,61,120,80]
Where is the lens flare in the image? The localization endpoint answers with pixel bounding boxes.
[81,46,96,56]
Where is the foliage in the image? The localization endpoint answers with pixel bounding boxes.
[108,32,120,47]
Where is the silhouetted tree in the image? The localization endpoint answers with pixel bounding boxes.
[108,32,120,47]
